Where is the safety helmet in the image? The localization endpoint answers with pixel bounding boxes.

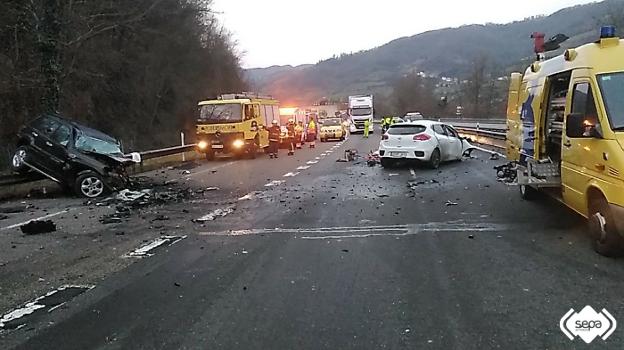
[272,120,278,125]
[288,118,294,123]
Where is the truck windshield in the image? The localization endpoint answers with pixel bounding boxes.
[199,104,242,124]
[351,108,372,116]
[597,73,624,130]
[322,119,342,126]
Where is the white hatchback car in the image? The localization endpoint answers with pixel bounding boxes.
[379,121,473,168]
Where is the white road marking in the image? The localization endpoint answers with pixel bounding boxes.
[187,161,236,177]
[283,172,300,177]
[198,222,507,238]
[306,161,318,165]
[264,180,286,187]
[296,165,311,170]
[124,235,187,258]
[0,209,73,231]
[238,191,262,201]
[0,285,94,329]
[472,146,506,159]
[196,207,235,222]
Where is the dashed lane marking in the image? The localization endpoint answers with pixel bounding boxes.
[283,172,300,177]
[306,161,318,165]
[0,209,74,231]
[123,235,187,258]
[296,166,311,170]
[265,180,286,187]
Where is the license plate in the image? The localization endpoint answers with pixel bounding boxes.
[211,144,224,149]
[390,152,406,157]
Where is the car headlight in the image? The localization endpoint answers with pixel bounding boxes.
[233,139,245,148]
[198,141,208,150]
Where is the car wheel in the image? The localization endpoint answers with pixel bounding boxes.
[589,195,624,257]
[11,146,30,174]
[380,158,394,168]
[519,184,538,200]
[205,151,215,161]
[74,171,107,198]
[428,148,441,169]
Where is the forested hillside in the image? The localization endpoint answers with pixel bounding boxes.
[247,0,624,107]
[0,0,246,165]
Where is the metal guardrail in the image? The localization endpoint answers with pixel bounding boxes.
[455,127,507,151]
[455,127,506,139]
[0,143,199,187]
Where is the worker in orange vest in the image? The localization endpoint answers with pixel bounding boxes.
[307,118,317,148]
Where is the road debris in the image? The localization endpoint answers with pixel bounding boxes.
[116,189,149,202]
[20,220,56,235]
[195,206,235,222]
[0,206,27,214]
[0,214,8,221]
[205,187,220,191]
[445,200,458,206]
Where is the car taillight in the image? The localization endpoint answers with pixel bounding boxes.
[413,134,431,141]
[382,134,389,140]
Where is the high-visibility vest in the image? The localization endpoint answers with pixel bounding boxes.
[308,121,316,133]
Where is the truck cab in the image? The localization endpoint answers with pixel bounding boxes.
[348,95,374,133]
[507,26,624,256]
[196,93,278,160]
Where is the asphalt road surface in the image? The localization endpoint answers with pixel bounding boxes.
[1,131,623,349]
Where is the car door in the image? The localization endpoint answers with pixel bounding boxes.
[431,124,451,159]
[29,117,63,174]
[46,123,73,177]
[443,125,463,160]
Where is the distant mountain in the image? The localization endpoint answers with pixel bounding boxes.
[246,0,620,105]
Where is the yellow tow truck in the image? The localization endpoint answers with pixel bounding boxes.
[196,93,279,160]
[506,26,624,256]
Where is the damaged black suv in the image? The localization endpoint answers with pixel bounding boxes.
[11,114,136,198]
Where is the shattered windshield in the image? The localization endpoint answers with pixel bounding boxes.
[351,108,372,116]
[75,135,122,155]
[597,73,624,130]
[199,104,242,124]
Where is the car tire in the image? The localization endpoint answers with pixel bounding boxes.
[380,158,394,168]
[74,171,107,198]
[11,146,30,174]
[519,184,538,200]
[589,195,624,257]
[205,151,215,161]
[428,148,441,169]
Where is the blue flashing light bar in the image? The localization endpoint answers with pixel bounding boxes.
[601,25,617,39]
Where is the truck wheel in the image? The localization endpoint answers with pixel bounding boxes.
[589,196,624,257]
[428,148,441,169]
[74,171,107,198]
[11,146,32,174]
[205,151,215,161]
[519,184,538,200]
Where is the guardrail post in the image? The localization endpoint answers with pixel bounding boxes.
[181,132,186,162]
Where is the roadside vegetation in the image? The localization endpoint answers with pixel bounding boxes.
[0,0,246,170]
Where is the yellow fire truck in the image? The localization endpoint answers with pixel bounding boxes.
[196,93,279,160]
[506,26,624,256]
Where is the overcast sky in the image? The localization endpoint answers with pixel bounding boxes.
[212,0,597,69]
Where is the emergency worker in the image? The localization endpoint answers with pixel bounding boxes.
[295,121,304,148]
[287,119,296,155]
[364,119,370,138]
[268,120,281,158]
[307,118,317,148]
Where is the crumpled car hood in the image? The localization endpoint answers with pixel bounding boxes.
[84,151,137,167]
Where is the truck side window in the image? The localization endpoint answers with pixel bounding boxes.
[244,105,254,120]
[571,83,599,126]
